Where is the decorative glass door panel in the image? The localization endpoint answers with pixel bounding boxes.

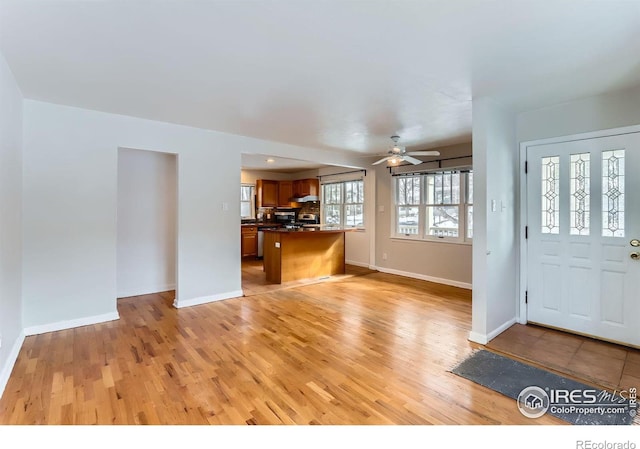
[526,134,640,347]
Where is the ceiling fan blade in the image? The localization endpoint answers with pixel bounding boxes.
[372,156,391,165]
[403,155,423,165]
[407,151,441,156]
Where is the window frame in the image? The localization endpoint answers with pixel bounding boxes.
[321,179,365,229]
[240,183,256,219]
[392,169,473,244]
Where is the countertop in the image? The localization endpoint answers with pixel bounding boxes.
[241,222,282,228]
[263,226,355,234]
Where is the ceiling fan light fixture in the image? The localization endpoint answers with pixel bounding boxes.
[371,135,439,166]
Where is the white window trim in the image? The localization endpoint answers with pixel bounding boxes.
[391,169,473,244]
[320,178,366,229]
[240,183,256,219]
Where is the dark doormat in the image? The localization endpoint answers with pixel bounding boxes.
[450,350,635,425]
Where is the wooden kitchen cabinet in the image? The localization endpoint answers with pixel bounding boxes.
[241,225,258,258]
[277,181,293,207]
[256,179,278,208]
[293,178,319,197]
[257,178,318,207]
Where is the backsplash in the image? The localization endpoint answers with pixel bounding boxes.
[298,201,320,216]
[255,202,319,221]
[256,207,275,221]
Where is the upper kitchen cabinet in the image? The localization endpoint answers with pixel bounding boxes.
[277,181,293,207]
[256,179,278,208]
[293,178,319,197]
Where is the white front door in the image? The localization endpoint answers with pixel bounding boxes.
[526,132,640,347]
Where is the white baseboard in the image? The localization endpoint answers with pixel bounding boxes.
[468,318,517,345]
[468,331,488,345]
[372,266,472,290]
[488,318,517,341]
[24,311,120,336]
[173,290,244,309]
[0,330,26,400]
[117,283,176,299]
[345,260,373,268]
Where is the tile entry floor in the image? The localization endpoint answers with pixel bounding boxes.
[486,324,640,391]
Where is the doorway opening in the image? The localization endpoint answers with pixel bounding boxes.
[116,148,178,304]
[521,129,640,347]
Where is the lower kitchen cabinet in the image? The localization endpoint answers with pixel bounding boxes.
[241,226,258,258]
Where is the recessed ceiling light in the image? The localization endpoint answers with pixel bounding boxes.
[266,158,275,163]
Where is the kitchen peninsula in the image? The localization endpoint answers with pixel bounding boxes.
[262,227,351,284]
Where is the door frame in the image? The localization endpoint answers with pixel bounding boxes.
[518,124,640,325]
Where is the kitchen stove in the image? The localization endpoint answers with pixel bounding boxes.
[297,213,320,225]
[275,212,319,230]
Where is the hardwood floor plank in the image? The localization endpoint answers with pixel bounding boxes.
[0,271,567,425]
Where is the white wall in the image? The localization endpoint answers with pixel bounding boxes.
[117,149,177,298]
[516,84,640,324]
[315,166,374,268]
[518,84,640,142]
[21,100,366,331]
[373,143,473,287]
[470,97,517,344]
[240,169,295,184]
[0,53,23,396]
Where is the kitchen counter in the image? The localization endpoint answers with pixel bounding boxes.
[262,227,349,283]
[262,226,353,234]
[241,222,281,227]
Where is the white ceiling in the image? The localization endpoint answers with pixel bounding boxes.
[241,153,329,173]
[2,0,640,158]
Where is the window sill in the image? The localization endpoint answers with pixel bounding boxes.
[391,235,472,246]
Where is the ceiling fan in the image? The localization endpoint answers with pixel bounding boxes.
[372,136,440,166]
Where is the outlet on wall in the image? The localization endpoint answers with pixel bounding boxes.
[382,252,387,260]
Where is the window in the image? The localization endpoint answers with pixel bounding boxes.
[396,176,420,235]
[425,172,460,238]
[322,179,364,227]
[602,149,625,237]
[240,184,255,219]
[394,170,472,242]
[466,171,473,239]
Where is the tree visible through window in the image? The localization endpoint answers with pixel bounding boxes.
[394,170,472,242]
[396,176,421,235]
[322,180,364,227]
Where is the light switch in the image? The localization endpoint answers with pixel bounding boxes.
[491,199,497,212]
[275,242,280,248]
[222,202,229,211]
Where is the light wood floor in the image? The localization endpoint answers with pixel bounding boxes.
[241,258,376,296]
[0,271,565,425]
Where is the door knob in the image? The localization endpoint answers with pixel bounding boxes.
[631,239,640,247]
[631,252,640,261]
